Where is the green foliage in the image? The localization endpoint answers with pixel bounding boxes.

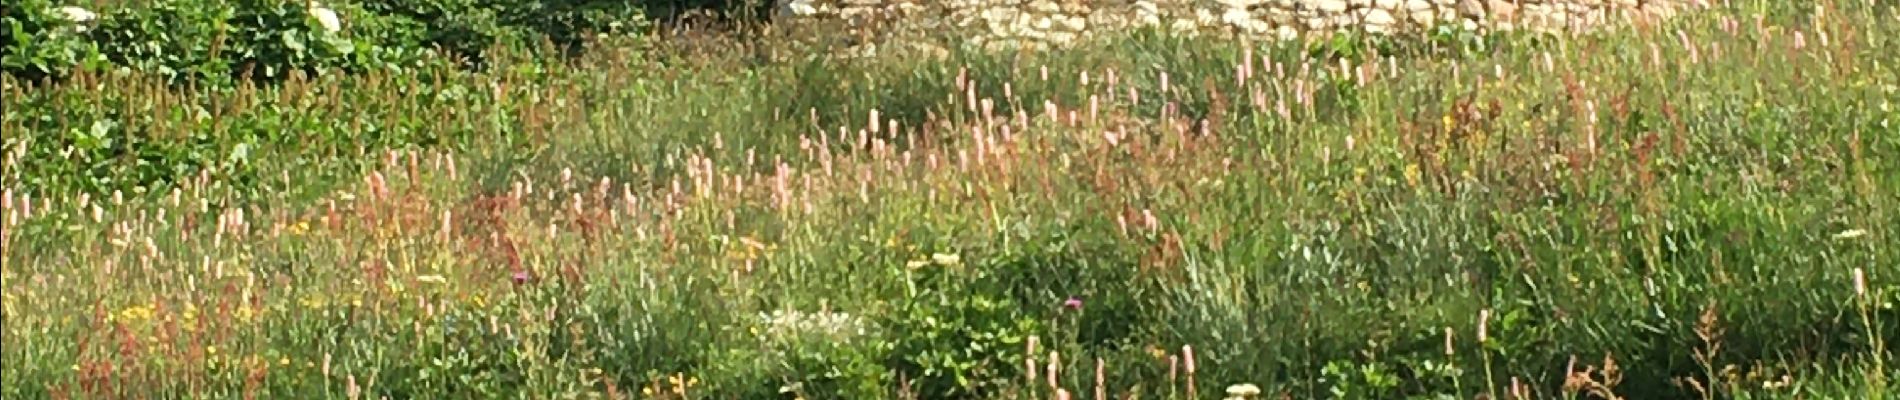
[0,0,108,82]
[705,309,893,398]
[3,1,1899,399]
[2,0,649,82]
[639,0,773,22]
[355,0,649,65]
[886,283,1044,398]
[76,0,434,82]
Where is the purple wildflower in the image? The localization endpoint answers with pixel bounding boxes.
[512,270,530,285]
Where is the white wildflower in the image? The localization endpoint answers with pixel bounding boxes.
[1834,229,1868,240]
[53,6,95,32]
[930,253,961,266]
[777,0,821,18]
[1225,383,1262,399]
[307,1,341,33]
[759,309,872,340]
[56,6,95,24]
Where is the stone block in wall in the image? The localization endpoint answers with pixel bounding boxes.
[772,0,1704,55]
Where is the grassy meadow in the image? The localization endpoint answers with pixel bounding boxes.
[2,1,1898,399]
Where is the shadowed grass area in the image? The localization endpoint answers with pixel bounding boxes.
[2,1,1897,399]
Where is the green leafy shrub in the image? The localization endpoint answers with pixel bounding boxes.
[224,0,375,78]
[756,309,890,398]
[6,0,649,82]
[0,78,227,193]
[493,0,648,52]
[81,0,443,83]
[354,0,649,65]
[885,283,1044,399]
[82,0,234,81]
[0,0,108,82]
[639,0,772,22]
[982,228,1158,351]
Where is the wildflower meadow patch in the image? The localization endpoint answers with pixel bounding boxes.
[2,0,1897,399]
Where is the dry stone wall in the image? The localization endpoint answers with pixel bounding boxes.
[775,0,1705,52]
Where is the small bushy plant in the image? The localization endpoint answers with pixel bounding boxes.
[0,0,108,82]
[4,0,650,82]
[885,284,1044,398]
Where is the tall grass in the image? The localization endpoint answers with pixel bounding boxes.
[3,1,1897,399]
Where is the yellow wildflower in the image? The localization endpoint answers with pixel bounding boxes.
[113,304,156,324]
[301,295,327,310]
[1403,164,1421,188]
